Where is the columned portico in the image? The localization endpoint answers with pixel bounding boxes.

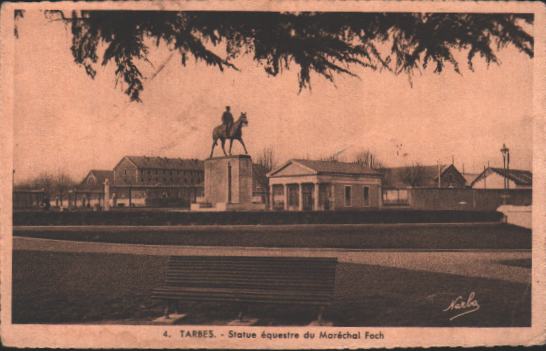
[269,187,274,210]
[267,159,383,211]
[298,183,303,211]
[283,184,288,210]
[330,184,336,209]
[314,183,320,210]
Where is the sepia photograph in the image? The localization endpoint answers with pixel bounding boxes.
[0,0,544,349]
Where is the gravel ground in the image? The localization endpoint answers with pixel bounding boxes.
[12,240,531,326]
[14,237,530,283]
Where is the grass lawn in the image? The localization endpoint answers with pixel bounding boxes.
[13,223,530,250]
[12,250,530,326]
[12,251,167,324]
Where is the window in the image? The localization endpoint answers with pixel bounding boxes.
[124,169,127,175]
[288,185,299,208]
[344,185,352,207]
[363,186,370,206]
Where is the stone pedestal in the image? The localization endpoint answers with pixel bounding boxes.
[191,155,265,211]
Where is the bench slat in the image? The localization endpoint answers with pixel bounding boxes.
[164,272,335,281]
[153,255,337,308]
[152,288,332,304]
[168,256,337,262]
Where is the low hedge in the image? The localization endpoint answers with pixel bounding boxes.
[13,209,503,226]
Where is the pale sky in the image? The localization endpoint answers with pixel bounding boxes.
[13,10,534,184]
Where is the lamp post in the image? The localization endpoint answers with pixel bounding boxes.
[500,144,510,205]
[500,144,510,190]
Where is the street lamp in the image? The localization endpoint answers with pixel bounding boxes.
[500,144,510,190]
[500,144,511,206]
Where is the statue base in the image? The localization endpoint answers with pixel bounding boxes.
[191,155,266,212]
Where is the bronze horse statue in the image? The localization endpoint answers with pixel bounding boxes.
[210,112,249,158]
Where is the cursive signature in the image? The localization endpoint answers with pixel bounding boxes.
[443,291,480,321]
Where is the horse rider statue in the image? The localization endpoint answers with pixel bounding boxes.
[210,106,249,158]
[221,106,234,137]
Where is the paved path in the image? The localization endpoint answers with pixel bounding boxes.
[14,236,530,284]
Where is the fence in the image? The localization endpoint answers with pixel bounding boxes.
[403,188,532,211]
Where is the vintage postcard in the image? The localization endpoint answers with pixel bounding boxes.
[1,0,545,348]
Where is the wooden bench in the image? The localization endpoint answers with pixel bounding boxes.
[152,255,337,322]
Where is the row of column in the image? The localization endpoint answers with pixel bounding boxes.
[67,193,105,208]
[269,183,321,211]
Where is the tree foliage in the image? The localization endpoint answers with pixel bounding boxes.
[17,11,533,101]
[16,171,76,196]
[353,149,384,169]
[255,146,277,174]
[400,163,427,187]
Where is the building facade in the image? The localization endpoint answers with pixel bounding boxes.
[75,170,114,207]
[267,159,382,211]
[471,167,532,189]
[81,170,114,188]
[113,156,203,186]
[72,157,204,208]
[111,156,204,207]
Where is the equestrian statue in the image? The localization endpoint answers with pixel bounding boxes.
[210,106,249,158]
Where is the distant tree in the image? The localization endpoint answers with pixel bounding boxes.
[17,171,76,206]
[255,146,277,173]
[400,163,427,187]
[319,154,340,162]
[14,11,533,102]
[253,147,277,206]
[319,145,352,162]
[54,172,76,207]
[30,172,55,192]
[354,149,384,169]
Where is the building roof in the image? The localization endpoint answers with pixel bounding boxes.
[269,159,381,177]
[381,164,465,188]
[77,170,113,190]
[462,173,480,185]
[90,170,114,181]
[80,170,113,185]
[121,156,204,170]
[472,167,532,187]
